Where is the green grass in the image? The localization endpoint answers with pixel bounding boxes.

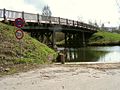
[0,22,57,66]
[88,31,120,45]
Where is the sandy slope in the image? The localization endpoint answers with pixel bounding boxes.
[0,64,120,90]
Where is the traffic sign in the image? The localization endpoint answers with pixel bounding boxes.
[15,30,24,40]
[14,18,25,28]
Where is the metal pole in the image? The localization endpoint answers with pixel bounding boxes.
[19,39,22,60]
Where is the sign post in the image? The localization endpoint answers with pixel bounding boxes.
[14,18,25,59]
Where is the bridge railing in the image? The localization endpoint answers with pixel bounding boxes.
[6,10,22,20]
[74,21,78,26]
[0,9,3,18]
[60,18,67,25]
[50,16,59,24]
[68,20,73,26]
[0,8,97,31]
[24,12,38,22]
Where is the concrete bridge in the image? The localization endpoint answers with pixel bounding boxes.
[0,8,98,48]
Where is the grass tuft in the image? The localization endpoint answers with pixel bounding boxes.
[89,31,120,46]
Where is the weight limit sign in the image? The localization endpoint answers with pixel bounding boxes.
[15,30,24,40]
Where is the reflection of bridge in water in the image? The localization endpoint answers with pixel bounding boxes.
[64,48,103,62]
[0,8,98,48]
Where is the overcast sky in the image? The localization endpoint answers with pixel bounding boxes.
[0,0,120,27]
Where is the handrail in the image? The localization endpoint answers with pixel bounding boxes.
[0,8,97,31]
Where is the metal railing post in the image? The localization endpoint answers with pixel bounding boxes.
[77,21,79,27]
[37,13,39,24]
[66,19,68,25]
[3,8,6,21]
[58,17,60,24]
[49,16,51,24]
[73,20,74,26]
[22,11,24,20]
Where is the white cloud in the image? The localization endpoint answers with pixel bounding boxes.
[0,0,39,13]
[0,0,120,27]
[45,0,120,27]
[24,0,46,12]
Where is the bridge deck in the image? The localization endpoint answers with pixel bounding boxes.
[0,8,97,32]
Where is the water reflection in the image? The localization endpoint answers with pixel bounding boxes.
[58,46,120,62]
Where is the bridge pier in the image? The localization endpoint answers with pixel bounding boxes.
[29,29,94,48]
[52,30,56,49]
[30,29,57,48]
[82,32,86,47]
[64,31,88,48]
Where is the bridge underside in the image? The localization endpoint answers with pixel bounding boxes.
[22,23,97,48]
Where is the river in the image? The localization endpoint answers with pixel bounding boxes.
[58,46,120,62]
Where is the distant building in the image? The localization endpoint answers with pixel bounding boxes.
[103,27,118,32]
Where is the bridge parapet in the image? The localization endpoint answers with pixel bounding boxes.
[0,8,98,31]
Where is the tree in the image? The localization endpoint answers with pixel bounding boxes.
[94,22,98,27]
[88,20,93,25]
[94,21,99,28]
[116,0,120,10]
[101,23,105,31]
[42,5,52,21]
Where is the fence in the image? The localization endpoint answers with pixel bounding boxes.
[0,8,97,30]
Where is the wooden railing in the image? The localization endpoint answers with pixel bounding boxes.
[0,8,97,30]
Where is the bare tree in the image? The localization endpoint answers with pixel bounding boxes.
[88,20,93,25]
[42,5,52,22]
[115,0,120,10]
[101,23,105,31]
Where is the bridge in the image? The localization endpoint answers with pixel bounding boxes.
[0,8,98,48]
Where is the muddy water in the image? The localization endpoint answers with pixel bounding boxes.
[58,46,120,62]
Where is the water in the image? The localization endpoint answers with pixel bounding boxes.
[58,46,120,62]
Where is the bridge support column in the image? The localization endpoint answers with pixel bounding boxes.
[64,32,74,48]
[82,32,86,47]
[52,30,56,49]
[65,32,67,48]
[44,32,52,45]
[30,30,54,47]
[64,32,85,48]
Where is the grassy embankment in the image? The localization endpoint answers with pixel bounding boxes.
[0,22,57,75]
[56,31,120,46]
[88,31,120,46]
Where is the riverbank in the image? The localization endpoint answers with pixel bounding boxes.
[88,31,120,46]
[0,22,57,75]
[1,63,120,90]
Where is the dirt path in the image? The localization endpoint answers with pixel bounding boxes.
[0,63,120,90]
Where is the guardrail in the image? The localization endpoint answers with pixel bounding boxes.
[0,8,97,30]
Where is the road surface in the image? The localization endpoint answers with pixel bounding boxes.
[0,63,120,90]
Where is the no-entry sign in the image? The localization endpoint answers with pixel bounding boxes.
[15,30,24,40]
[14,18,25,28]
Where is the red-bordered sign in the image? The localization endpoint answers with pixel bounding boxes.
[14,18,25,28]
[15,30,24,40]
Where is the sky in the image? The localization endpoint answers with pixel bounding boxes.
[0,0,120,27]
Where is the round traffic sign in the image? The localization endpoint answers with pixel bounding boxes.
[14,18,25,28]
[15,30,24,40]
